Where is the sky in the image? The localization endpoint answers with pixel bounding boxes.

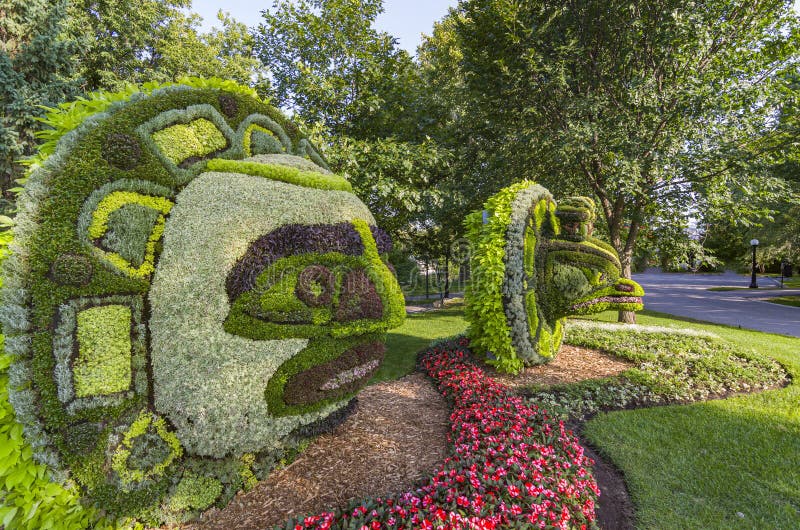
[190,0,458,54]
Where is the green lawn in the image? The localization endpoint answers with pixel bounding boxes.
[766,296,800,308]
[583,310,800,529]
[370,303,468,383]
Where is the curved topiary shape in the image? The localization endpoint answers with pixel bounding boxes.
[0,80,404,526]
[464,181,644,373]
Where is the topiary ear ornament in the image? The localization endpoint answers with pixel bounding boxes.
[0,79,404,527]
[464,182,644,374]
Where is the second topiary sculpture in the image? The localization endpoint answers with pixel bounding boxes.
[464,181,644,373]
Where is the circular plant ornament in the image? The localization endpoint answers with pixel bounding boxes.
[0,80,405,527]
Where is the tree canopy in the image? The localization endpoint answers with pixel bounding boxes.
[451,0,799,317]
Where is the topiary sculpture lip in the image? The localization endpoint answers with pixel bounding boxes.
[571,294,644,312]
[569,278,645,313]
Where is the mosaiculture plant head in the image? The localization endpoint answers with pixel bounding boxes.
[464,181,644,374]
[0,79,405,525]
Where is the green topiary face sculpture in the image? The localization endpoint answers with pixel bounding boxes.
[0,81,404,525]
[464,181,644,373]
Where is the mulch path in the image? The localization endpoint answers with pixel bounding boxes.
[184,374,450,530]
[176,345,635,529]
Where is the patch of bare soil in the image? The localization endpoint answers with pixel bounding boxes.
[185,373,450,530]
[483,344,634,389]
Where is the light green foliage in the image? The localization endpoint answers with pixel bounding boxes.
[464,181,534,373]
[169,473,223,512]
[111,411,182,485]
[151,118,228,165]
[243,124,284,156]
[149,171,375,457]
[528,319,786,418]
[248,154,332,174]
[30,77,259,172]
[0,339,107,530]
[87,191,173,240]
[74,305,132,398]
[206,159,352,192]
[350,218,405,332]
[84,190,173,279]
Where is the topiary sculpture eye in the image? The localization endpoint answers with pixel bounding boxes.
[296,265,335,307]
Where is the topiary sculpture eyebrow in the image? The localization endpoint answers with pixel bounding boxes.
[464,181,644,374]
[0,78,404,527]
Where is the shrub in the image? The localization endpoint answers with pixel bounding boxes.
[464,182,644,373]
[0,80,404,527]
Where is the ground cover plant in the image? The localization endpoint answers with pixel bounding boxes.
[580,311,800,529]
[765,295,800,308]
[0,80,405,528]
[522,320,787,419]
[464,182,643,373]
[281,338,600,529]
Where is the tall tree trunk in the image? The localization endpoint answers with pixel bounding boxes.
[618,258,637,324]
[617,207,643,324]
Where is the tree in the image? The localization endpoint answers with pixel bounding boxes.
[453,0,800,322]
[254,0,419,139]
[67,0,191,90]
[0,0,76,196]
[67,2,265,92]
[155,11,269,95]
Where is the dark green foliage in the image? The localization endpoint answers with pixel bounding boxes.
[49,253,93,286]
[0,0,77,193]
[102,133,143,170]
[452,0,800,297]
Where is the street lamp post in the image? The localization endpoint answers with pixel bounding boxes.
[749,239,759,288]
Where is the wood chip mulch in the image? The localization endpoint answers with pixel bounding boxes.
[183,373,450,530]
[169,343,632,530]
[483,344,634,389]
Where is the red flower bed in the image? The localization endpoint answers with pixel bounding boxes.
[281,338,599,529]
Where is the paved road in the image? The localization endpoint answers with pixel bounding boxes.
[632,271,800,337]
